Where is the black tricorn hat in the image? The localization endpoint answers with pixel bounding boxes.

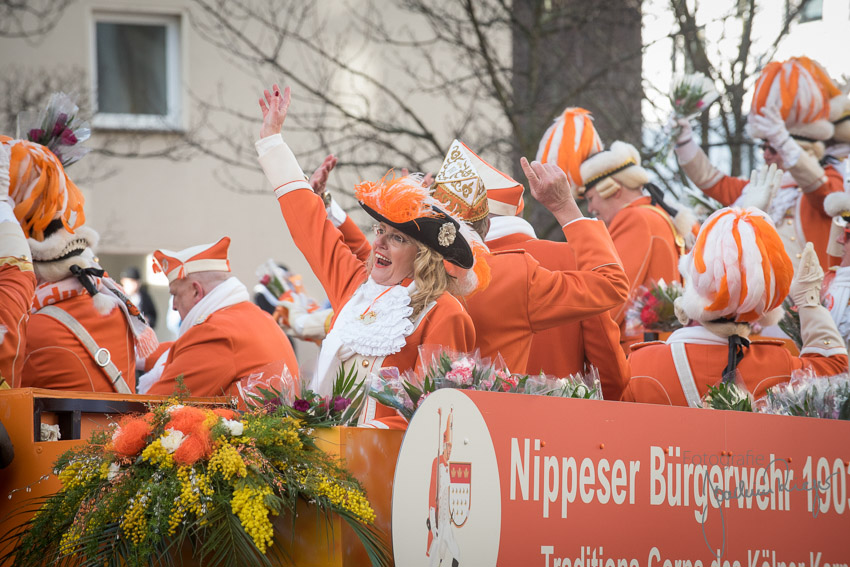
[359,202,474,269]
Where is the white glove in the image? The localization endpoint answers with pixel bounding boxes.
[789,243,824,308]
[736,163,782,212]
[670,116,694,145]
[747,106,802,167]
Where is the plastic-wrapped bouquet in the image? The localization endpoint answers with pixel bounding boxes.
[670,73,720,121]
[17,92,91,167]
[625,279,684,336]
[756,369,850,420]
[702,372,754,412]
[244,362,368,427]
[368,346,603,421]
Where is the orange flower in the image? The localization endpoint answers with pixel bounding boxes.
[111,414,154,458]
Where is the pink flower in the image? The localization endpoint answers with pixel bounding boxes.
[332,396,351,412]
[500,374,519,392]
[696,100,705,109]
[416,392,430,407]
[675,99,683,106]
[28,128,45,142]
[260,274,271,285]
[52,114,68,136]
[60,129,77,145]
[293,398,310,412]
[446,366,473,386]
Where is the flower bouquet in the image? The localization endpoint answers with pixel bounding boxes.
[649,72,720,165]
[670,73,720,121]
[777,297,803,351]
[17,92,91,168]
[756,369,850,420]
[368,346,603,421]
[245,362,369,428]
[625,279,684,337]
[2,398,390,567]
[702,375,754,412]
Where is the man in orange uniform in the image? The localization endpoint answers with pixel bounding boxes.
[143,237,298,400]
[0,143,35,388]
[578,141,683,354]
[432,139,631,375]
[483,177,628,400]
[624,207,848,406]
[674,57,843,272]
[4,137,157,394]
[537,108,686,355]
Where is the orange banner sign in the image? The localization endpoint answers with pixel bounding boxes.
[393,390,850,566]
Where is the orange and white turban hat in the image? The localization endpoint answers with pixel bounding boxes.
[678,207,792,324]
[0,136,86,241]
[153,237,232,283]
[536,107,604,191]
[750,58,834,142]
[794,56,850,144]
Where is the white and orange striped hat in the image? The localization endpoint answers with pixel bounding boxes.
[536,107,604,190]
[678,207,792,324]
[0,136,86,241]
[750,58,834,142]
[153,237,232,283]
[793,56,850,144]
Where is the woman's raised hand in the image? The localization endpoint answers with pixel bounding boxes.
[258,84,291,139]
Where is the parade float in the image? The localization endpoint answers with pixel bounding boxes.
[1,348,849,567]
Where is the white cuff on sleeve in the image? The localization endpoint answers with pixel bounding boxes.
[255,133,285,158]
[562,217,596,229]
[327,197,347,227]
[674,138,700,164]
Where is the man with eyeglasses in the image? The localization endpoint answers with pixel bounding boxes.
[673,58,846,272]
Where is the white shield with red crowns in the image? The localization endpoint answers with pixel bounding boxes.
[449,462,471,526]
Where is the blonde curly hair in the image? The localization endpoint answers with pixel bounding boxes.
[409,241,459,319]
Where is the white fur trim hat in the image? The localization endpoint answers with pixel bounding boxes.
[578,141,649,198]
[153,237,231,283]
[677,207,792,324]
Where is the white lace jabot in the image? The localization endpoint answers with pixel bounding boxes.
[312,278,416,396]
[328,278,415,356]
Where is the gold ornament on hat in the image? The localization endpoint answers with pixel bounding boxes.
[434,140,489,222]
[438,222,457,247]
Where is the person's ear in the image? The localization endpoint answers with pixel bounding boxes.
[192,280,205,301]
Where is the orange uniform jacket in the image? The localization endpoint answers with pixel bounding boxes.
[277,188,476,424]
[146,302,297,399]
[623,333,848,406]
[487,232,628,400]
[700,165,843,272]
[0,261,35,387]
[20,294,137,393]
[608,196,681,352]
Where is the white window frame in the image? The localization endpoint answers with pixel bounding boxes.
[90,10,184,131]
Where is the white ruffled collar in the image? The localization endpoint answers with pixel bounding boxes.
[326,277,415,357]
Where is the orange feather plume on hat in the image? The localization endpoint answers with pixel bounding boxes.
[1,136,86,240]
[536,108,604,187]
[680,207,792,324]
[354,171,439,224]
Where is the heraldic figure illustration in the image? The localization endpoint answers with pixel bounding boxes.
[426,407,471,567]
